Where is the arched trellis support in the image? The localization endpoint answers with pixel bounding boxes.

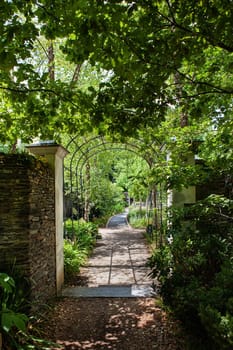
[64,134,166,239]
[77,146,151,219]
[65,135,159,197]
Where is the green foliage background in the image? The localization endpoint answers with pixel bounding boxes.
[1,1,233,348]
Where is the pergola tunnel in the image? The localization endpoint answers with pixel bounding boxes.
[63,135,166,239]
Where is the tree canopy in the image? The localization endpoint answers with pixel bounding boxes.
[1,0,233,144]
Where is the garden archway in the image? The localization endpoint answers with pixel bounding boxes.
[64,134,165,230]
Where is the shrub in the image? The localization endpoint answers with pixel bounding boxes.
[148,195,233,349]
[64,220,98,280]
[64,240,88,279]
[0,273,28,346]
[0,271,59,349]
[64,219,98,243]
[91,214,109,228]
[198,261,233,349]
[128,207,148,228]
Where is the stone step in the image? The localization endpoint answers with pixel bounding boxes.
[62,284,156,298]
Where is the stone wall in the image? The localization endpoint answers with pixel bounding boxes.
[0,153,56,307]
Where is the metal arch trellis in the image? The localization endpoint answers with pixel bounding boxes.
[74,143,152,194]
[65,134,161,196]
[77,146,151,217]
[65,133,163,170]
[64,134,166,237]
[65,134,163,195]
[65,141,147,211]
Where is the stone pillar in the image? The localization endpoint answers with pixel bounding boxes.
[26,142,69,294]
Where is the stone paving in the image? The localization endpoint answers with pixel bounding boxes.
[62,216,155,298]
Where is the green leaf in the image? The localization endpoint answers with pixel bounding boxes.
[1,309,28,333]
[0,273,15,293]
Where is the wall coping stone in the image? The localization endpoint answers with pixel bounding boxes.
[26,142,69,159]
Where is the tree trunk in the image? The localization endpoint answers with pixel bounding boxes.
[174,72,188,127]
[71,64,82,86]
[48,41,55,81]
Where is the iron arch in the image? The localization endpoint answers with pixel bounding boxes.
[64,134,164,226]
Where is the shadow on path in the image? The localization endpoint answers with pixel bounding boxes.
[48,298,185,350]
[62,213,155,297]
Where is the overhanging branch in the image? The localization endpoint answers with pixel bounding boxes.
[0,85,80,108]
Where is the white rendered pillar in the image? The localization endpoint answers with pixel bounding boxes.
[27,142,69,294]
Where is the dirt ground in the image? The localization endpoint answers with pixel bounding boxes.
[43,296,187,350]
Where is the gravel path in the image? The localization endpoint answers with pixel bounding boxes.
[44,297,186,350]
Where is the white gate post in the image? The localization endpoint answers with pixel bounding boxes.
[27,142,69,294]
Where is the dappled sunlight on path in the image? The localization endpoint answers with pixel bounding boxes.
[82,226,151,287]
[63,224,154,297]
[48,298,185,350]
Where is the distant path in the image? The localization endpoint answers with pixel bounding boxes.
[107,211,129,228]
